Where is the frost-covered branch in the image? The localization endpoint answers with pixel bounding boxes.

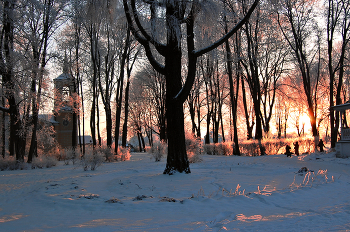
[123,0,165,74]
[195,0,259,57]
[130,0,166,55]
[175,0,259,103]
[173,3,197,103]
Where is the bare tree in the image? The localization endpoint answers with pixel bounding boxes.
[0,0,26,161]
[135,64,167,142]
[327,0,350,147]
[277,0,322,137]
[123,0,258,173]
[223,1,241,154]
[121,42,140,147]
[23,0,66,162]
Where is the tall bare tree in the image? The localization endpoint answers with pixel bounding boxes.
[24,0,66,162]
[277,0,322,137]
[124,0,258,173]
[0,0,26,161]
[327,0,350,147]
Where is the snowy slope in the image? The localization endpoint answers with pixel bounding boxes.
[0,152,349,231]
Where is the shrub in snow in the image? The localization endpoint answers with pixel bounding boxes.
[116,146,131,161]
[239,140,260,156]
[263,139,287,155]
[96,145,115,162]
[203,142,234,156]
[218,142,234,156]
[80,148,104,171]
[62,147,81,165]
[185,132,203,162]
[188,151,203,163]
[290,168,333,191]
[27,123,60,160]
[203,143,213,155]
[149,142,167,162]
[31,155,57,169]
[185,132,202,154]
[237,137,316,156]
[0,155,27,170]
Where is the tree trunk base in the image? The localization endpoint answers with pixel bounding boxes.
[163,164,191,175]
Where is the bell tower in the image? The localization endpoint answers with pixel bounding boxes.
[53,58,77,148]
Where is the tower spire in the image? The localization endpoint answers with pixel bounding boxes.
[63,51,69,74]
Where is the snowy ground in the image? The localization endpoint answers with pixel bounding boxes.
[1,152,350,232]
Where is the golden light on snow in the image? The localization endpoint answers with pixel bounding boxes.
[235,212,308,222]
[0,214,28,223]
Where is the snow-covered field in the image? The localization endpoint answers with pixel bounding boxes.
[1,152,349,231]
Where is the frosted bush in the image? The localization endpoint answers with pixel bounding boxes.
[31,155,57,169]
[27,123,60,160]
[188,151,202,163]
[218,142,234,156]
[149,142,167,162]
[81,148,104,171]
[185,132,202,155]
[185,133,203,162]
[62,147,81,165]
[203,144,214,155]
[117,146,131,161]
[96,145,115,162]
[203,142,233,156]
[238,137,316,156]
[239,140,260,156]
[263,139,287,155]
[0,155,22,170]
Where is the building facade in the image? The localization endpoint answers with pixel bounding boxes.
[53,69,77,148]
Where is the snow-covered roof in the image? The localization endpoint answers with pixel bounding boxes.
[38,114,59,124]
[331,102,350,111]
[60,106,72,111]
[54,73,72,80]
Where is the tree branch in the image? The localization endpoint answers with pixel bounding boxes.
[123,0,165,75]
[130,0,166,56]
[0,105,10,113]
[173,3,197,103]
[195,0,259,57]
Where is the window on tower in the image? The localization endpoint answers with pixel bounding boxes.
[62,86,70,102]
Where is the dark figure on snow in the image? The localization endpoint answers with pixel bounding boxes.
[293,141,299,156]
[285,145,292,157]
[317,139,325,152]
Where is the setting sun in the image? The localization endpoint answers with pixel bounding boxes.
[298,113,312,134]
[299,113,310,127]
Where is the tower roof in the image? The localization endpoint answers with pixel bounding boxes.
[54,52,72,81]
[54,73,72,81]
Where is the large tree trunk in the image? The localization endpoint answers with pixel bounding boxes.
[163,20,190,174]
[164,98,190,174]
